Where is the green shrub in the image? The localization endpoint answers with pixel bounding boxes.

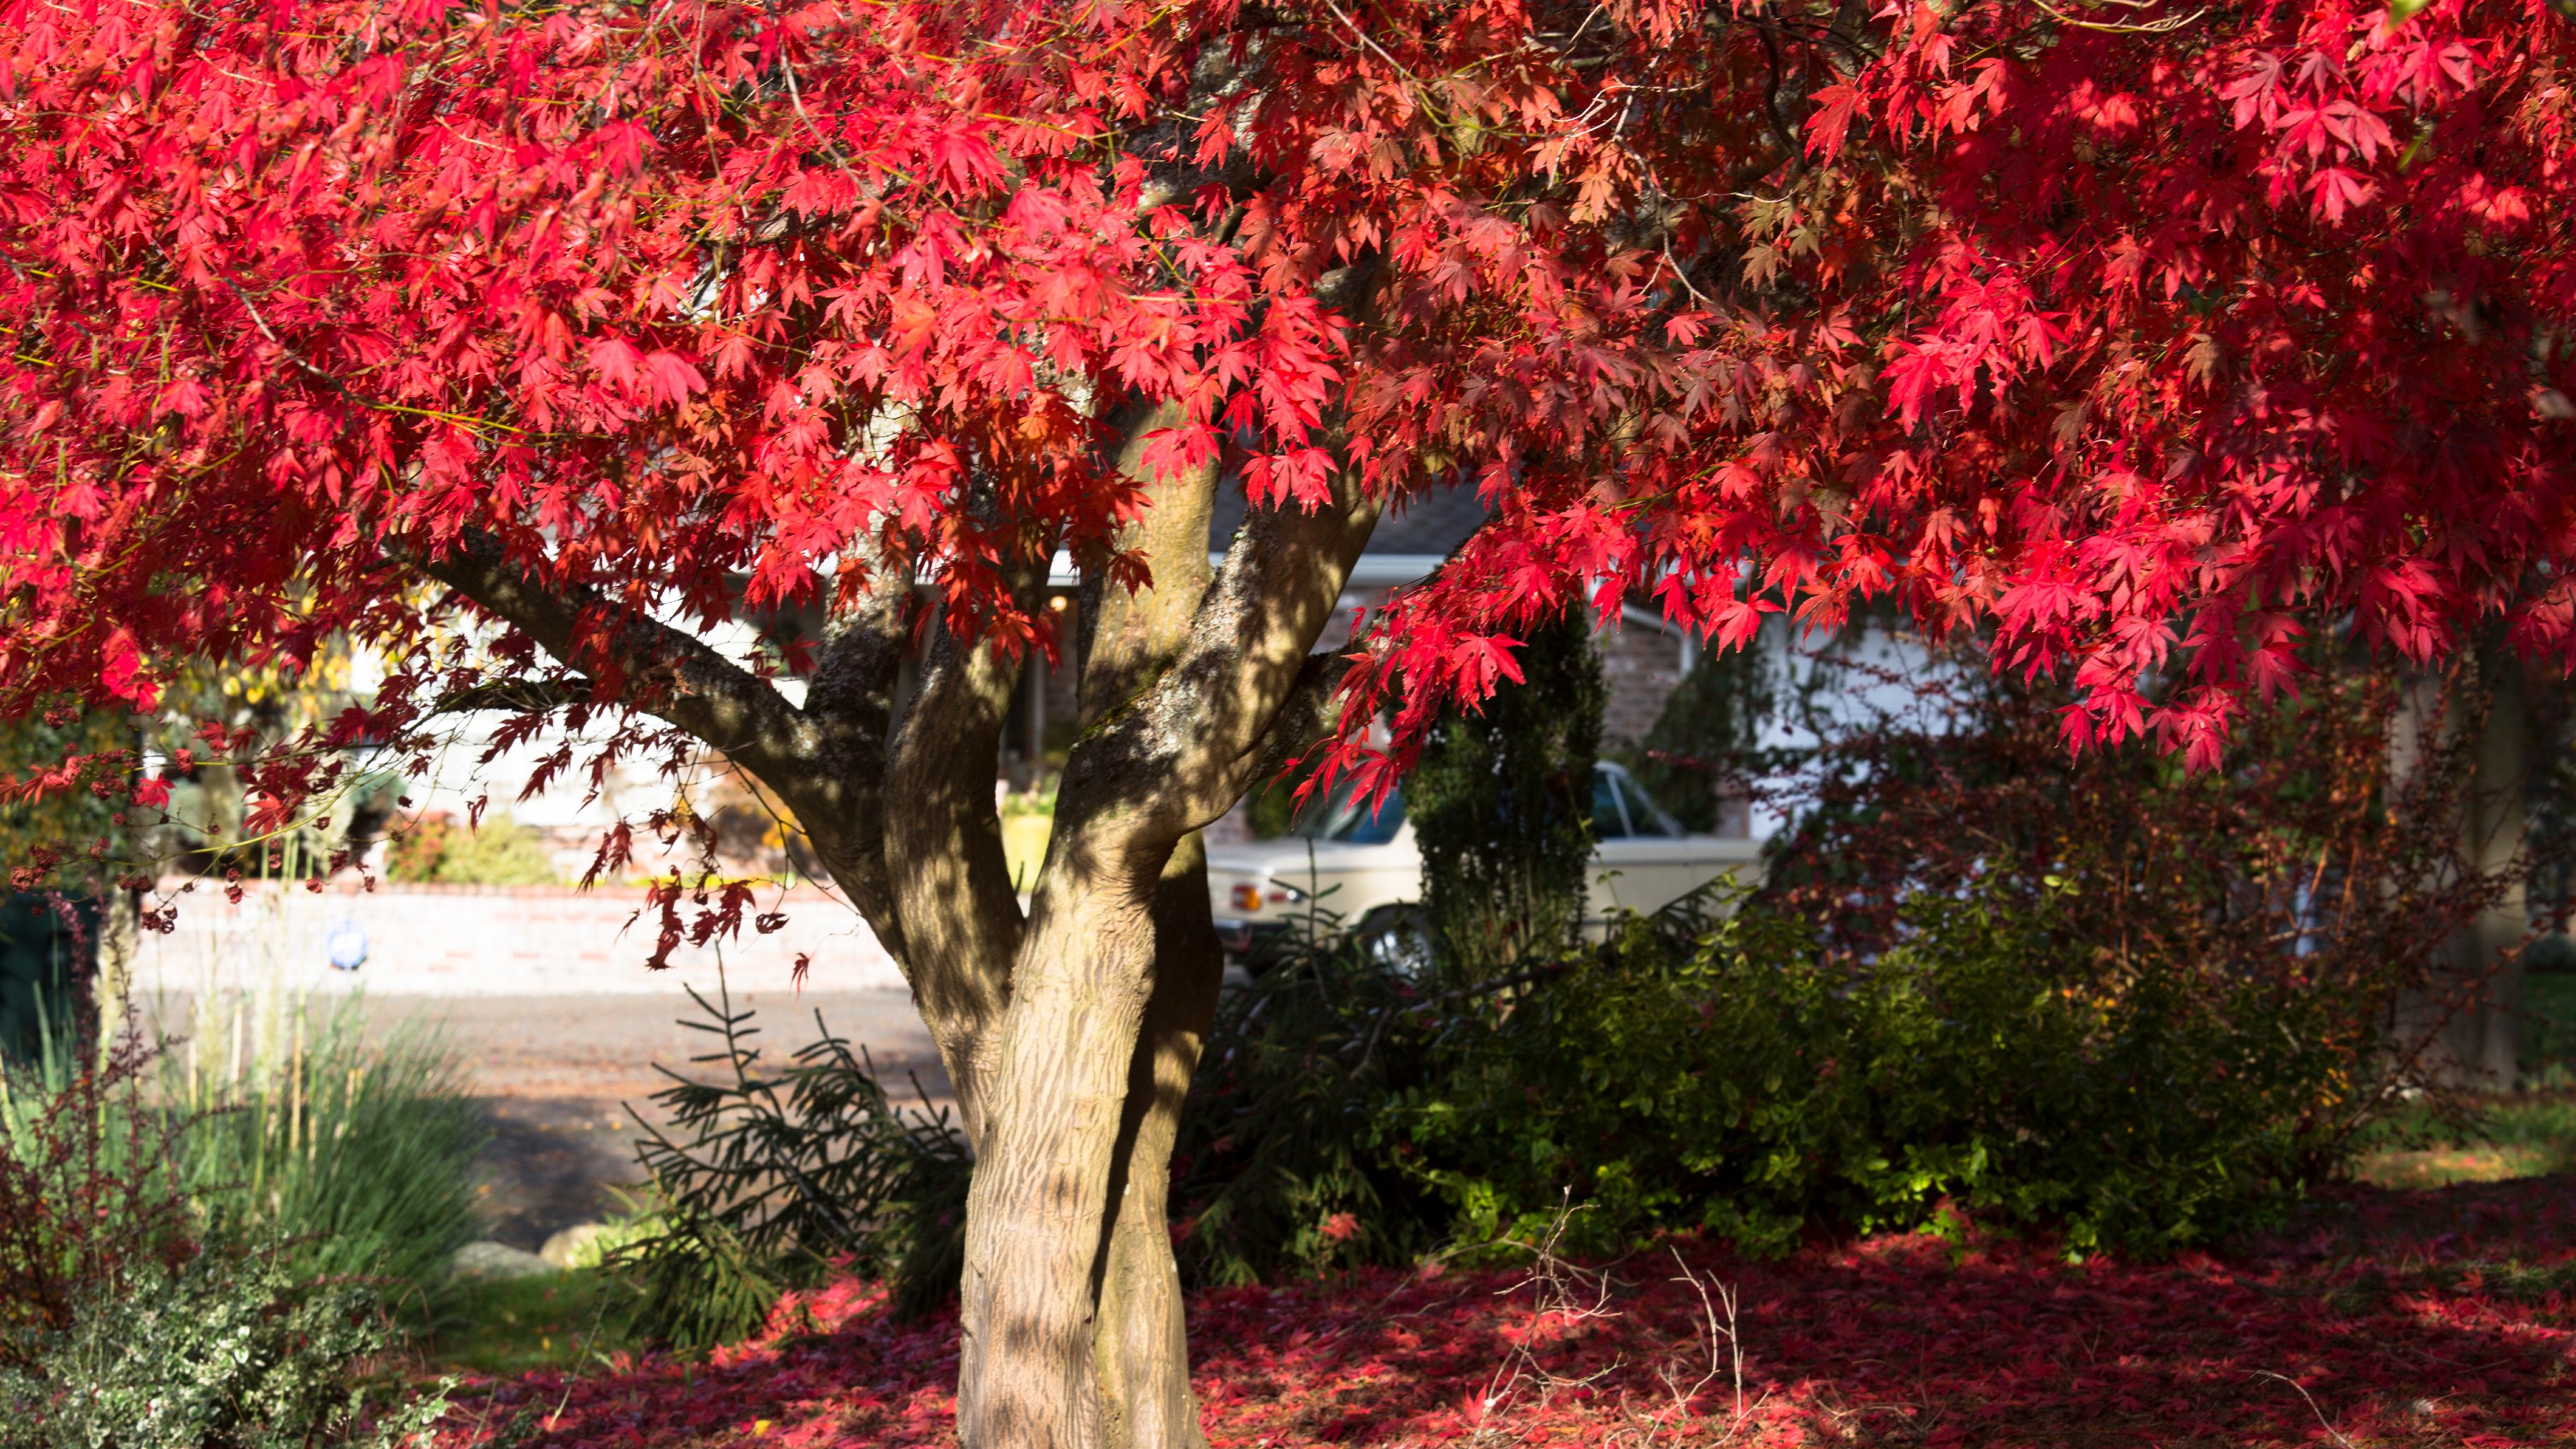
[0,990,482,1340]
[2525,967,2576,1080]
[1389,885,2360,1260]
[1409,609,1602,981]
[0,1245,448,1449]
[383,812,556,886]
[1174,844,2411,1271]
[1627,633,1777,834]
[1170,919,1448,1286]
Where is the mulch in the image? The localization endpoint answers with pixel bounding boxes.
[430,1174,2576,1448]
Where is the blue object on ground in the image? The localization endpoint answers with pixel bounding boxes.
[326,918,369,972]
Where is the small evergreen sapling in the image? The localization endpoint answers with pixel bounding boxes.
[1410,612,1605,983]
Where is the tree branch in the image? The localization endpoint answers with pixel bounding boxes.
[1057,468,1382,865]
[1080,400,1223,729]
[797,535,919,967]
[885,542,1048,1146]
[424,677,584,716]
[411,529,915,973]
[415,530,817,782]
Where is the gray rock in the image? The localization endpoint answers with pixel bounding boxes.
[448,1240,559,1282]
[539,1222,612,1269]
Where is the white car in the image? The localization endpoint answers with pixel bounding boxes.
[1208,762,1762,956]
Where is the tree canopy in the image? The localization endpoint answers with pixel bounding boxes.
[0,0,2564,792]
[0,0,2570,1443]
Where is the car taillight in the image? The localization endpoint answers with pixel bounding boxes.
[1229,882,1264,912]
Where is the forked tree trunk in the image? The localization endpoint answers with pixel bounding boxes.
[956,835,1224,1449]
[421,411,1377,1449]
[943,446,1373,1444]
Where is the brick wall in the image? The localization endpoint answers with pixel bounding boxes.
[1597,621,1687,751]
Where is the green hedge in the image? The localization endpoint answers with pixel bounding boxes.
[1177,881,2376,1274]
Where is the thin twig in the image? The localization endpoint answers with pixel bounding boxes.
[2253,1371,2356,1449]
[2028,0,2209,34]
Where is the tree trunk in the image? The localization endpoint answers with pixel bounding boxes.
[2439,643,2529,1087]
[2392,638,2533,1089]
[948,440,1377,1449]
[953,808,1163,1449]
[415,423,1379,1449]
[1091,839,1225,1449]
[953,828,1225,1449]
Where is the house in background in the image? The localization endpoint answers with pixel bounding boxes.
[1004,480,1711,821]
[385,479,1722,882]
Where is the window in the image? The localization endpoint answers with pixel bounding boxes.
[1290,784,1408,844]
[1616,773,1682,837]
[1590,769,1629,839]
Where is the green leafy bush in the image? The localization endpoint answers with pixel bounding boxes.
[1176,874,2392,1274]
[1409,609,1602,980]
[1178,665,2469,1270]
[2524,964,2576,1080]
[382,812,556,886]
[1,1247,448,1449]
[616,980,970,1347]
[1389,885,2363,1260]
[1627,632,1777,834]
[1170,919,1447,1286]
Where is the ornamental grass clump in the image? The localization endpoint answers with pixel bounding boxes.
[162,990,485,1300]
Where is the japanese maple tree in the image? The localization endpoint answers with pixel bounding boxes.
[0,0,2570,1443]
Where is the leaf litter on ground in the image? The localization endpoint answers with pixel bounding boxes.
[428,1173,2576,1449]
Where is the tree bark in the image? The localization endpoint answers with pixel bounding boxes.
[887,555,1047,1147]
[1091,837,1225,1449]
[2390,638,2533,1089]
[2438,642,2530,1087]
[956,459,1379,1449]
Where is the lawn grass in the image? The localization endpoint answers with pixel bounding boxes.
[2356,1126,2572,1187]
[2346,969,2576,1189]
[2355,1091,2576,1188]
[424,1270,640,1377]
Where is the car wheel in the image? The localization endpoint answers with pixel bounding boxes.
[1352,904,1435,980]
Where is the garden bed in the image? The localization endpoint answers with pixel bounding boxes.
[429,1172,2576,1449]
